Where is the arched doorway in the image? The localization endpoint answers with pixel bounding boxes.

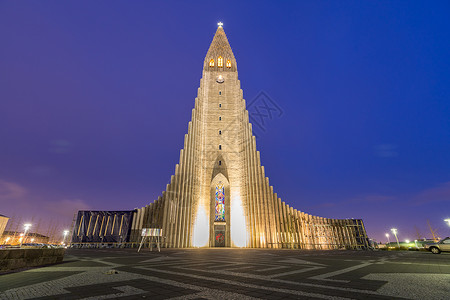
[210,173,230,247]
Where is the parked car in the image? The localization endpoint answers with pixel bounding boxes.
[424,237,450,254]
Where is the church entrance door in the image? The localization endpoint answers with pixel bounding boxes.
[215,230,225,247]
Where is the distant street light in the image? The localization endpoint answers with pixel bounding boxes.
[385,233,390,245]
[391,228,400,248]
[405,239,410,243]
[20,223,32,248]
[445,219,450,227]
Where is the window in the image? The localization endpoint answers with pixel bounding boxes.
[219,161,222,165]
[218,56,223,67]
[219,103,222,107]
[226,60,231,68]
[215,182,225,221]
[219,130,221,135]
[219,116,221,121]
[209,59,214,67]
[219,91,222,95]
[219,145,222,150]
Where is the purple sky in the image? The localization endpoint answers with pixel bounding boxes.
[1,1,449,243]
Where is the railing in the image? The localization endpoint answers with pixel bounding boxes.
[266,242,369,250]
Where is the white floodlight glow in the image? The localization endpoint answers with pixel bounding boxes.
[192,206,209,247]
[230,194,247,247]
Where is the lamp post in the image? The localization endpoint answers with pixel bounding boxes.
[385,233,390,245]
[391,228,400,249]
[20,223,32,248]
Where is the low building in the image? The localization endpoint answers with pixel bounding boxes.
[71,211,134,244]
[1,231,49,245]
[0,214,8,238]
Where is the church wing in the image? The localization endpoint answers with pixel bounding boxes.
[131,25,369,249]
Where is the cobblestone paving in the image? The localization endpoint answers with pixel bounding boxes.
[1,249,449,299]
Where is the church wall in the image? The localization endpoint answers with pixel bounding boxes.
[125,25,370,250]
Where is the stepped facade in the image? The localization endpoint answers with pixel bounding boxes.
[130,24,368,249]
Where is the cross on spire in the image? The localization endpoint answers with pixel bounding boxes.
[217,22,223,28]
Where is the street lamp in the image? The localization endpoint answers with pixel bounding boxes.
[405,239,410,244]
[20,223,32,248]
[385,233,390,245]
[444,219,450,227]
[391,228,400,248]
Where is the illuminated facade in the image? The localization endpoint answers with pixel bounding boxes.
[130,24,369,249]
[0,214,8,238]
[2,231,49,245]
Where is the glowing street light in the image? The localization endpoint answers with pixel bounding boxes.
[385,233,390,245]
[20,223,32,248]
[405,239,410,244]
[391,228,400,248]
[445,219,450,226]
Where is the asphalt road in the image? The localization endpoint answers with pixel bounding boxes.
[1,248,449,299]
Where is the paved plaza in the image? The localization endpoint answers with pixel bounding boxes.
[0,248,449,299]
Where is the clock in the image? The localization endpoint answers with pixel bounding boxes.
[216,75,224,83]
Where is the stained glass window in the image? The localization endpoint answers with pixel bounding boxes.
[218,56,223,67]
[209,59,214,67]
[226,59,231,68]
[215,181,225,222]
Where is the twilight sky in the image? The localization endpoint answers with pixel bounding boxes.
[1,1,449,243]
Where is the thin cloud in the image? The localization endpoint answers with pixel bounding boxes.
[0,179,27,199]
[412,181,450,206]
[344,194,395,205]
[374,144,398,158]
[45,199,92,220]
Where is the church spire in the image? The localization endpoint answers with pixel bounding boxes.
[204,23,237,71]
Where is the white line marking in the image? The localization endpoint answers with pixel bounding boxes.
[309,262,372,283]
[255,265,286,272]
[138,266,351,300]
[269,266,325,278]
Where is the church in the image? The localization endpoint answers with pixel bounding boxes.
[73,24,369,249]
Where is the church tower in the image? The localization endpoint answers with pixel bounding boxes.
[130,24,369,249]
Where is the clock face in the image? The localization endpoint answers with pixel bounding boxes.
[216,75,224,83]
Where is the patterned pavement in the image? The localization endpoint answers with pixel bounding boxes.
[1,248,449,299]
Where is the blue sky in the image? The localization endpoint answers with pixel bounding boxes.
[0,1,449,242]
